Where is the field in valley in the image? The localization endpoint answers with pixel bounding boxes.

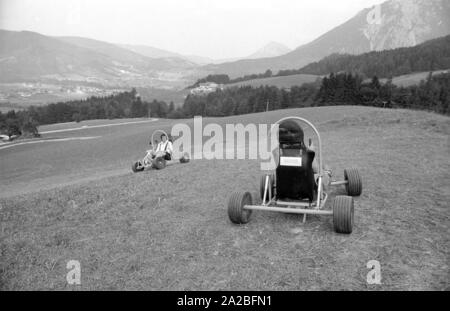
[0,106,449,290]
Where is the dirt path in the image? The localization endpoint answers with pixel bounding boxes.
[39,118,159,134]
[0,136,102,151]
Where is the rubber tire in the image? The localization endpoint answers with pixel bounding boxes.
[228,192,252,224]
[259,174,274,201]
[179,152,190,163]
[333,195,354,234]
[344,168,362,196]
[152,157,166,170]
[132,161,144,173]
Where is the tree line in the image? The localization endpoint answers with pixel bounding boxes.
[188,70,274,88]
[173,72,449,118]
[1,72,448,139]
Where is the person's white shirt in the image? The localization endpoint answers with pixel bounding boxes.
[156,140,173,154]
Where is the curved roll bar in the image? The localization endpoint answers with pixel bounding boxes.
[268,116,324,209]
[268,116,323,176]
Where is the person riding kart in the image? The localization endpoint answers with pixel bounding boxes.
[143,133,173,165]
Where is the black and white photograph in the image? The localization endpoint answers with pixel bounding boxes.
[0,0,449,293]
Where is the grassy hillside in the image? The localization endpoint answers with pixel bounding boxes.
[380,69,450,87]
[1,106,449,290]
[0,107,376,197]
[224,70,450,90]
[225,74,320,89]
[207,69,450,92]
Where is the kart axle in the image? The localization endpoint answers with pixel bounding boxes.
[330,180,348,186]
[243,205,333,215]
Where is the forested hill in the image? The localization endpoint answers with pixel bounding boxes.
[296,35,450,78]
[191,35,450,87]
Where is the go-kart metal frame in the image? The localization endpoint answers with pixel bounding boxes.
[132,129,189,172]
[227,116,362,234]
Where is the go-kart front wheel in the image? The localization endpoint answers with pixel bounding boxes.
[179,152,190,163]
[332,195,354,234]
[228,192,252,224]
[344,168,362,196]
[152,157,166,170]
[132,161,144,173]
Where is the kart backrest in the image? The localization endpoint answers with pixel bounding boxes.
[276,120,316,202]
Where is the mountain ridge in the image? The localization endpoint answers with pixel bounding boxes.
[0,29,197,87]
[204,0,450,78]
[246,41,292,59]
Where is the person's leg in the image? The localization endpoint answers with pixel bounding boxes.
[144,150,155,165]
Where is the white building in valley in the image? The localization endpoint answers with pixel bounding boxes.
[190,82,223,96]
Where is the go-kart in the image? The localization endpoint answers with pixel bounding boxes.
[227,116,362,234]
[132,129,190,173]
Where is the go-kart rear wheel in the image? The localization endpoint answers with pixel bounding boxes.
[228,192,252,224]
[179,152,190,163]
[132,161,144,173]
[332,195,354,234]
[344,168,362,196]
[152,157,166,170]
[259,174,274,201]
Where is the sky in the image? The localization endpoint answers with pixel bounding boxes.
[0,0,386,59]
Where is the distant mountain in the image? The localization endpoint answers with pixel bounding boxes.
[117,43,182,59]
[58,36,196,70]
[183,54,215,65]
[0,30,197,87]
[206,42,291,64]
[118,43,222,65]
[119,41,291,66]
[205,0,450,78]
[247,42,291,59]
[0,30,112,82]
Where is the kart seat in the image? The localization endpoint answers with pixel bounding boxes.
[276,120,316,202]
